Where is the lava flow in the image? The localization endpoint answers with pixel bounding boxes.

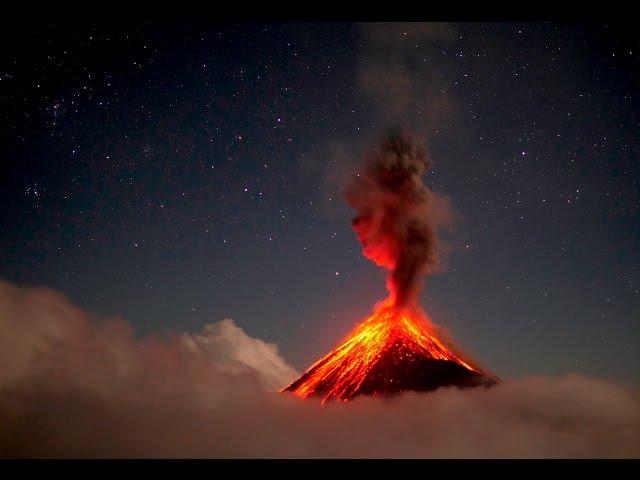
[283,133,498,402]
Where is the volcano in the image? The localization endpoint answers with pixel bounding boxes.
[283,300,498,403]
[283,134,498,403]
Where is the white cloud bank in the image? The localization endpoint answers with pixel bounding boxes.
[0,279,638,458]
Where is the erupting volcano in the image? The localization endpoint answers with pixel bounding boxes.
[283,134,498,403]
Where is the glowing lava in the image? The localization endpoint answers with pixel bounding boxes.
[283,298,498,403]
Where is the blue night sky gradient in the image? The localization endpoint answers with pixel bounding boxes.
[1,22,638,384]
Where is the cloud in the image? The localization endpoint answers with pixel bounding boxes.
[0,279,297,393]
[181,319,299,390]
[0,279,639,458]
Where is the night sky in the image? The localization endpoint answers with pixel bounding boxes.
[1,22,638,384]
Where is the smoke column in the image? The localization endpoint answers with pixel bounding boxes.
[345,133,441,309]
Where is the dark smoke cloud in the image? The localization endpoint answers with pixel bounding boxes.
[1,279,639,458]
[300,22,461,255]
[345,133,455,307]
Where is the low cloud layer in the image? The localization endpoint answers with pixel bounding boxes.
[0,279,638,458]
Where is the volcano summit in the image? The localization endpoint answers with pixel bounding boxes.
[283,134,498,402]
[284,300,498,402]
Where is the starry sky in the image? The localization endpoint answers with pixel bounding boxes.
[1,22,638,384]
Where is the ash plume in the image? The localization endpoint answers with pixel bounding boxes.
[345,133,451,308]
